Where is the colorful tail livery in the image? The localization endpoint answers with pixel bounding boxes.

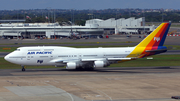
[127,23,171,58]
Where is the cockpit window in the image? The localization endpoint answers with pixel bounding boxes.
[16,49,20,51]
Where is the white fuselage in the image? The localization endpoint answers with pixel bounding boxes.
[4,46,135,68]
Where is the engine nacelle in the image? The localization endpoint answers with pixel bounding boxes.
[66,62,76,69]
[94,61,109,68]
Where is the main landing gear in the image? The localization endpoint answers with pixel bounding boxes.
[21,65,26,71]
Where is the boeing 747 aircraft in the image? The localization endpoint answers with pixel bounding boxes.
[4,23,171,71]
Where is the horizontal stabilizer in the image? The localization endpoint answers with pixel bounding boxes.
[107,58,132,61]
[145,49,167,52]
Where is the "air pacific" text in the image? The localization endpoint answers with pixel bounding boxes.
[27,51,52,55]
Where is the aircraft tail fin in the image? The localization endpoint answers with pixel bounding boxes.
[137,23,171,48]
[127,23,171,58]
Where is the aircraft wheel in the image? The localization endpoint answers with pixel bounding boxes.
[21,66,26,71]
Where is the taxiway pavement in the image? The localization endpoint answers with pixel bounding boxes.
[0,67,180,101]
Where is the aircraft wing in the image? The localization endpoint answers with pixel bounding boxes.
[50,57,134,63]
[82,58,133,61]
[107,58,133,60]
[50,58,64,63]
[50,58,82,63]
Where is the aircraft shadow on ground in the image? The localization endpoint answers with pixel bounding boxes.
[20,66,177,74]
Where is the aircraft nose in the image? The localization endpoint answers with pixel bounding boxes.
[4,54,9,61]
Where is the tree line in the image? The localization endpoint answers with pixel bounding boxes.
[0,9,180,25]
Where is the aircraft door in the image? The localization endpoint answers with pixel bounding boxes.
[50,55,54,60]
[50,52,55,60]
[27,56,31,61]
[20,50,29,64]
[78,53,82,60]
[103,52,106,58]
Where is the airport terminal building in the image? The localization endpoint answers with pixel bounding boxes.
[0,17,155,39]
[0,23,104,39]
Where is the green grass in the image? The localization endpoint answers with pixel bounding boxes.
[0,44,180,52]
[0,41,136,45]
[110,55,180,67]
[0,55,180,69]
[0,47,17,52]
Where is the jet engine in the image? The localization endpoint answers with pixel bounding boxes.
[66,62,76,69]
[66,62,81,69]
[94,61,110,68]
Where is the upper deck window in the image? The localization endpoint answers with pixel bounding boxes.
[28,49,40,51]
[44,49,54,51]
